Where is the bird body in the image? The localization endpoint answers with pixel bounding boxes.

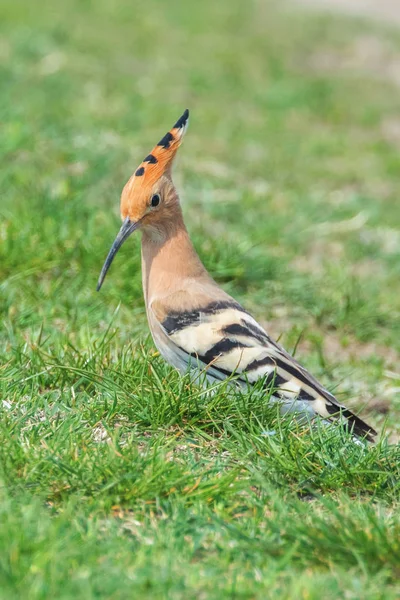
[97,110,376,442]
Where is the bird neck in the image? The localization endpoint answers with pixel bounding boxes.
[141,209,210,304]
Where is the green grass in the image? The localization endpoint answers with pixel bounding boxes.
[1,0,400,597]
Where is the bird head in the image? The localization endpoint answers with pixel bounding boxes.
[96,109,189,291]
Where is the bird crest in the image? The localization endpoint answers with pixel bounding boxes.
[119,109,189,221]
[127,109,189,191]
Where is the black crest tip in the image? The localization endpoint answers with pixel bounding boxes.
[173,109,189,130]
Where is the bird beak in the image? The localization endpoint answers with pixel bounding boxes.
[96,217,139,291]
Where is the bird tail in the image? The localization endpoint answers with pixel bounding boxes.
[328,405,377,442]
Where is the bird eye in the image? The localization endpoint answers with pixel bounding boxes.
[150,193,161,208]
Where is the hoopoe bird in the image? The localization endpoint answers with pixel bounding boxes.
[97,109,376,442]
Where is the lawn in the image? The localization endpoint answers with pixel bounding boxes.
[1,0,400,598]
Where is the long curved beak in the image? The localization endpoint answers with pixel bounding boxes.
[96,217,139,291]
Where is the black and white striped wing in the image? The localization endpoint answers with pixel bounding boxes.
[156,300,376,440]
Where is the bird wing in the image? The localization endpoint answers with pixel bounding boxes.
[151,292,376,441]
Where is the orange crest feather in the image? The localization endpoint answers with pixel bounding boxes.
[121,109,189,220]
[133,109,189,187]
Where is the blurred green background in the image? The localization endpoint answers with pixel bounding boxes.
[1,0,400,598]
